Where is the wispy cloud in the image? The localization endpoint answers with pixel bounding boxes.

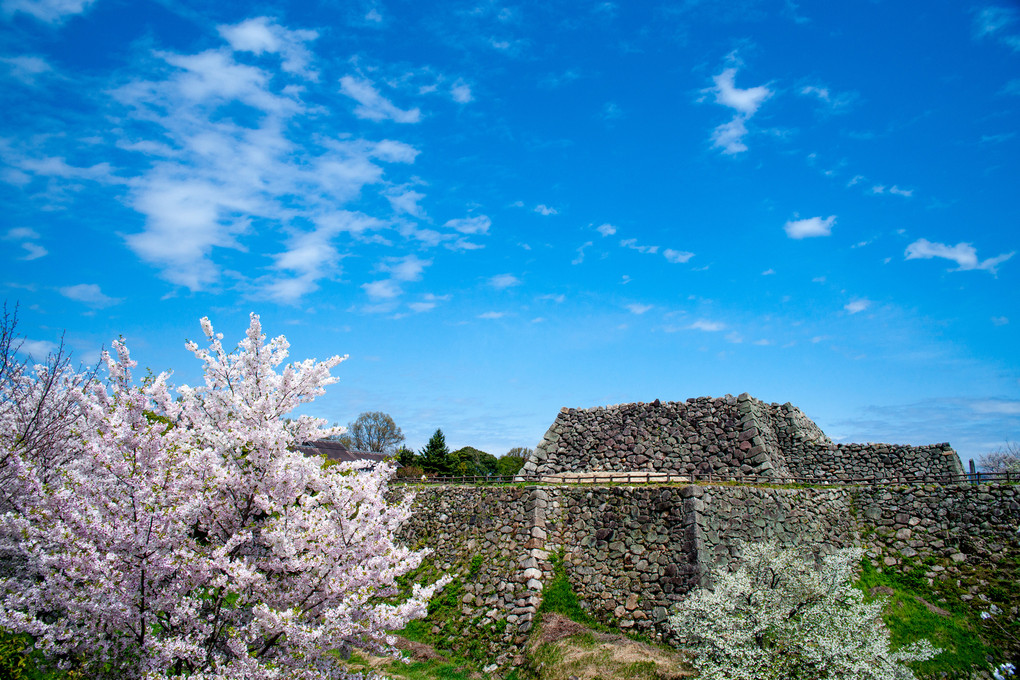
[991,316,1009,326]
[59,283,121,307]
[596,223,616,237]
[905,238,1014,274]
[1,0,94,23]
[17,339,58,358]
[489,273,520,289]
[450,80,473,103]
[844,299,870,314]
[478,311,505,319]
[663,248,694,264]
[3,227,48,260]
[1,55,52,85]
[707,66,773,155]
[360,254,432,302]
[627,303,652,315]
[218,17,318,79]
[689,319,726,331]
[444,215,491,234]
[620,238,658,254]
[572,241,592,265]
[534,204,558,216]
[799,84,857,113]
[339,75,421,122]
[784,215,835,239]
[973,5,1020,50]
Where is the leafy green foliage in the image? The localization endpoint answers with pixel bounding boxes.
[449,447,499,477]
[496,454,525,477]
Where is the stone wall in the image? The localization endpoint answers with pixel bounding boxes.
[853,483,1020,582]
[521,393,964,483]
[552,485,857,638]
[398,481,862,657]
[398,480,1019,666]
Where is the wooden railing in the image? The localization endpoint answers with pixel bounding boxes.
[390,470,1017,487]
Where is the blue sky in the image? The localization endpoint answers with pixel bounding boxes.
[2,0,1017,463]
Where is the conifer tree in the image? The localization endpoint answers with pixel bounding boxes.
[419,428,450,474]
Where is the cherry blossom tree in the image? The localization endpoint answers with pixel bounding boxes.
[668,541,939,680]
[0,313,442,679]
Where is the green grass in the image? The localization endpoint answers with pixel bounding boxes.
[347,651,483,680]
[537,553,602,630]
[856,558,998,679]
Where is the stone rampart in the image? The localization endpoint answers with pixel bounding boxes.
[399,479,1018,666]
[520,393,964,483]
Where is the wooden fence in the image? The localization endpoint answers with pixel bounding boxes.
[390,470,1017,487]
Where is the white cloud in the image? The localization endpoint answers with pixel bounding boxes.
[218,17,318,79]
[627,303,652,315]
[601,102,622,121]
[450,81,473,103]
[710,117,749,155]
[478,311,505,319]
[905,238,1014,274]
[973,6,1020,50]
[761,268,775,275]
[844,299,870,314]
[444,215,491,234]
[991,316,1009,326]
[339,75,421,123]
[689,319,725,331]
[799,84,856,112]
[596,223,616,237]
[17,338,58,358]
[572,241,592,265]
[974,6,1016,37]
[847,175,864,187]
[784,215,835,239]
[489,273,520,290]
[753,338,772,346]
[382,254,431,281]
[3,227,48,260]
[1,55,52,84]
[712,68,772,116]
[20,243,47,260]
[409,301,435,312]
[59,283,121,307]
[1,0,94,23]
[386,188,427,218]
[620,238,658,254]
[539,294,565,303]
[362,279,401,299]
[365,8,383,22]
[888,185,913,197]
[534,204,558,216]
[663,248,694,264]
[5,227,39,240]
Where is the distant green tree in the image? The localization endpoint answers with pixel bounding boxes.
[497,455,526,476]
[345,411,404,453]
[396,445,419,468]
[506,446,533,458]
[419,429,451,475]
[449,447,499,477]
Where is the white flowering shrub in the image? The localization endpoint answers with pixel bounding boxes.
[668,542,939,680]
[0,314,443,679]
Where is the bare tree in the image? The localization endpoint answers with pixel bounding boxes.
[344,411,404,453]
[979,441,1020,473]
